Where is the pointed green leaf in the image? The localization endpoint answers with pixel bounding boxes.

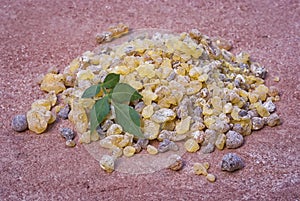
[89,96,110,132]
[81,84,101,98]
[102,73,120,89]
[112,102,144,138]
[111,83,143,103]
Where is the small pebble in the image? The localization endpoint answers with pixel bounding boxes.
[232,123,243,134]
[226,130,244,149]
[58,104,70,119]
[221,153,244,172]
[134,101,145,113]
[200,143,215,154]
[248,110,259,118]
[11,114,28,132]
[158,139,178,153]
[137,138,149,149]
[238,110,248,117]
[59,127,75,141]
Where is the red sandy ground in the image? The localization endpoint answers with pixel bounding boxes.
[0,0,299,200]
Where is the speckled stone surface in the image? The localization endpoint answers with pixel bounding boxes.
[0,0,299,200]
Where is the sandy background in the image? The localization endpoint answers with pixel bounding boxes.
[0,0,299,200]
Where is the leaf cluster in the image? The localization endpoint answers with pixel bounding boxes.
[82,73,143,138]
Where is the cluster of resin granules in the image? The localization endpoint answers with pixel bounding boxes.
[12,24,281,176]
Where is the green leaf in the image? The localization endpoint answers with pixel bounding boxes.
[102,73,120,89]
[111,83,143,103]
[89,96,110,132]
[112,101,144,138]
[81,84,101,98]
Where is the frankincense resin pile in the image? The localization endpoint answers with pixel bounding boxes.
[14,25,282,173]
